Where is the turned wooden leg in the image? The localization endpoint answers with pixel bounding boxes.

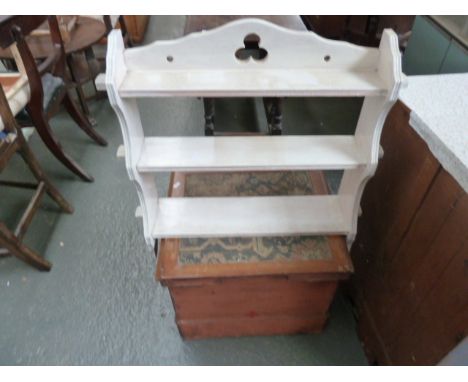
[263,97,283,135]
[271,98,283,135]
[263,97,273,131]
[26,105,94,182]
[203,97,215,136]
[62,92,107,146]
[0,222,52,271]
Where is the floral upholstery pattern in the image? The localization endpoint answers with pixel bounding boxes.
[178,172,332,265]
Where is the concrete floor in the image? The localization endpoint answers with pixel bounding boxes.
[0,16,368,365]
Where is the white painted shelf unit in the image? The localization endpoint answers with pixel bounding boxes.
[100,19,403,249]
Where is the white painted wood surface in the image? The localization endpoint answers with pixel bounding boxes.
[120,19,385,97]
[102,19,403,248]
[124,19,380,71]
[120,69,386,97]
[152,195,348,238]
[95,73,106,91]
[338,30,402,245]
[137,136,364,172]
[104,28,159,248]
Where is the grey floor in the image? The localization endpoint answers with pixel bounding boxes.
[0,16,368,365]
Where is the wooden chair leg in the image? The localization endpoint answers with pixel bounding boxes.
[0,222,52,271]
[62,92,108,146]
[66,54,95,125]
[17,138,74,214]
[26,105,94,182]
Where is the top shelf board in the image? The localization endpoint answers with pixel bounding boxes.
[108,19,401,98]
[118,68,387,98]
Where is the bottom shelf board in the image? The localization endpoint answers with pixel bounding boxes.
[152,195,348,238]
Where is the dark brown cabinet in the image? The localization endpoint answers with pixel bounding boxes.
[348,100,468,365]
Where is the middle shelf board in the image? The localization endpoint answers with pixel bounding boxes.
[137,135,364,172]
[152,195,348,238]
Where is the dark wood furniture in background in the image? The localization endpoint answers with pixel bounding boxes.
[0,15,107,182]
[103,16,132,47]
[301,16,349,41]
[183,16,307,136]
[302,16,415,49]
[64,17,107,124]
[0,84,73,271]
[0,16,107,125]
[157,171,353,339]
[0,16,106,60]
[96,16,150,46]
[101,15,146,46]
[121,16,149,45]
[66,16,133,124]
[348,100,468,365]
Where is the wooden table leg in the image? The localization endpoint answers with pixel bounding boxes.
[271,98,283,135]
[263,97,283,135]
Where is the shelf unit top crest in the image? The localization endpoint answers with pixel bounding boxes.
[115,18,395,98]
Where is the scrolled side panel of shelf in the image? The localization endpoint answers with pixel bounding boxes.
[338,29,403,246]
[105,29,158,249]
